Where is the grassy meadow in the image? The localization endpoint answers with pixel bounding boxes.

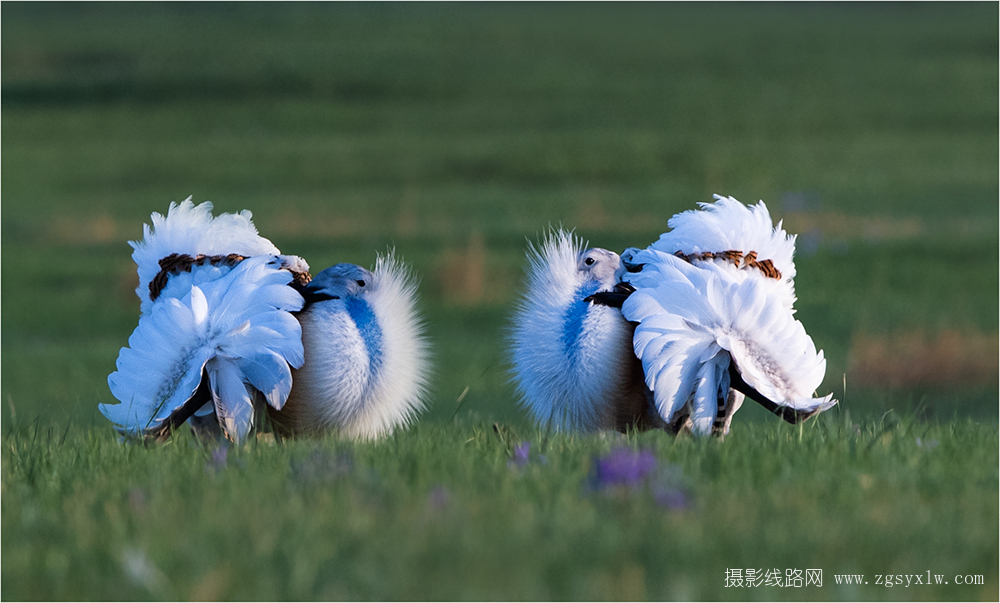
[2,3,997,600]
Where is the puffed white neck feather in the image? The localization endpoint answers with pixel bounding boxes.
[509,230,651,432]
[271,253,431,440]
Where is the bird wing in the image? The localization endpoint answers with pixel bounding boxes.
[102,255,305,441]
[622,249,835,434]
[206,357,256,443]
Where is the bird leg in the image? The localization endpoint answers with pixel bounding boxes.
[668,408,694,435]
[712,389,744,437]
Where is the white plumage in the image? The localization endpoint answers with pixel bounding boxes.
[641,195,798,282]
[100,198,430,442]
[622,250,834,435]
[128,199,292,315]
[511,195,837,436]
[269,254,431,440]
[103,255,305,441]
[102,199,306,442]
[509,231,658,432]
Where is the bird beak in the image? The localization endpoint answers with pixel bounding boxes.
[583,282,636,308]
[292,280,339,304]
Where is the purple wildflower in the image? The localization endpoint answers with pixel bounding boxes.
[128,488,147,513]
[589,448,692,511]
[652,484,690,510]
[508,442,531,469]
[212,447,228,465]
[205,446,228,473]
[290,450,353,484]
[427,485,451,510]
[593,447,657,487]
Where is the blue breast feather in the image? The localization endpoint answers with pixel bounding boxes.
[560,281,603,358]
[345,297,384,377]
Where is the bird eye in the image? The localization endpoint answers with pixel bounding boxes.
[356,280,366,287]
[584,257,595,266]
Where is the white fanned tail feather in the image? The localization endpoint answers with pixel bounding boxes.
[626,194,799,309]
[129,197,292,315]
[645,194,797,280]
[104,199,308,443]
[622,196,837,435]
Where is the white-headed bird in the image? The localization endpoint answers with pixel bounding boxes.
[100,198,429,443]
[509,230,663,432]
[511,195,837,436]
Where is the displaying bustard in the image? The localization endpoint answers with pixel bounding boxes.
[100,198,430,443]
[509,195,837,436]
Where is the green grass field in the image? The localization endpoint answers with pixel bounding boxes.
[2,3,997,600]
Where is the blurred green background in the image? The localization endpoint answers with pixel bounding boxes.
[3,4,998,601]
[3,2,997,427]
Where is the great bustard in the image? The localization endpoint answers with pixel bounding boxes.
[101,198,430,442]
[509,195,836,436]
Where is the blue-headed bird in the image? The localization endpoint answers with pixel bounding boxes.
[269,257,430,440]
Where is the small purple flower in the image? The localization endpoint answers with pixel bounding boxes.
[212,447,228,465]
[128,488,147,513]
[205,446,228,473]
[652,484,690,510]
[593,448,657,488]
[508,442,531,469]
[589,448,693,511]
[290,450,353,484]
[427,485,450,510]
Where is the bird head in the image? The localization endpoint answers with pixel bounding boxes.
[296,263,374,303]
[577,247,625,293]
